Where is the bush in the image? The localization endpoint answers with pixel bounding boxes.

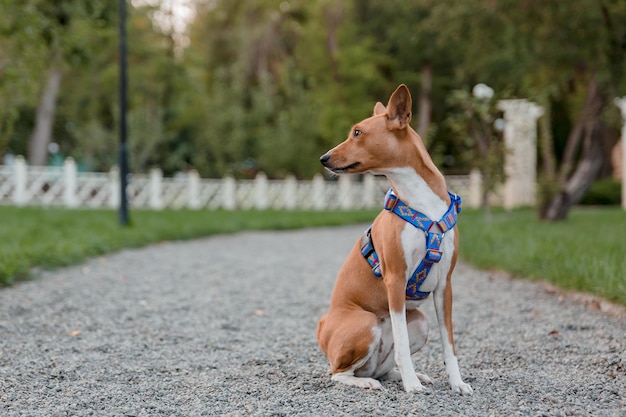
[580,178,621,205]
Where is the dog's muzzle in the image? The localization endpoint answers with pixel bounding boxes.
[319,153,331,167]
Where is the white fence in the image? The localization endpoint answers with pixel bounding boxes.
[0,156,483,210]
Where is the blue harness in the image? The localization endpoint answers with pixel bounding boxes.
[360,189,462,301]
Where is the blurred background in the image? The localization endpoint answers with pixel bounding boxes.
[0,0,625,216]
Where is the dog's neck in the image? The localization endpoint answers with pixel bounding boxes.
[379,132,449,221]
[384,168,448,221]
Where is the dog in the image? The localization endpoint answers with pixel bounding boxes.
[316,84,473,394]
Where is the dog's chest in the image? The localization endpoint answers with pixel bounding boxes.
[400,223,455,302]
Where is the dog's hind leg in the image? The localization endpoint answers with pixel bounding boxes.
[318,309,387,390]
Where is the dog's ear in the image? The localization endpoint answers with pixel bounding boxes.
[373,102,386,116]
[386,84,412,130]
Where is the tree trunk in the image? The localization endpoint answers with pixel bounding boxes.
[544,123,605,220]
[417,62,432,139]
[323,2,344,85]
[28,66,62,166]
[557,76,603,183]
[543,75,607,221]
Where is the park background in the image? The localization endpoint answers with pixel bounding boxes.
[0,0,624,305]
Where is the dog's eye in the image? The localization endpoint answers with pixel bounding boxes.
[353,129,361,137]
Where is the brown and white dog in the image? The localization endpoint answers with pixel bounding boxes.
[317,84,473,394]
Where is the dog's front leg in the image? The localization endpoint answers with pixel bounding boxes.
[433,272,473,395]
[387,278,423,393]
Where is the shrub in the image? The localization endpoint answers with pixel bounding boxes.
[580,178,621,205]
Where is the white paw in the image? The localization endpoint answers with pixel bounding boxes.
[381,368,402,381]
[403,379,425,393]
[451,381,473,395]
[416,372,434,385]
[332,374,384,390]
[359,378,384,390]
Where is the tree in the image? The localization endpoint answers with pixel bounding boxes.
[528,2,626,220]
[446,87,505,219]
[425,0,626,220]
[0,1,48,156]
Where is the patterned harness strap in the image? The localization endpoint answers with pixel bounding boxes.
[361,189,462,300]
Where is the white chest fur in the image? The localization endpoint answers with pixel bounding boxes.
[382,167,454,309]
[401,224,455,309]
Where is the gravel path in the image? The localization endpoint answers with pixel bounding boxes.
[1,224,625,416]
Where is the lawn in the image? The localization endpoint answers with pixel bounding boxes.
[1,205,624,306]
[0,206,379,286]
[457,207,626,306]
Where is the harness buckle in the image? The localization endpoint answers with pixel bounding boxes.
[424,248,443,263]
[361,227,382,278]
[383,189,399,211]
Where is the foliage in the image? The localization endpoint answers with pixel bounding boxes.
[0,206,379,286]
[445,87,506,215]
[1,0,625,189]
[580,178,622,205]
[458,208,626,306]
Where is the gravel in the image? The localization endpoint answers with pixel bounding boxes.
[1,224,625,416]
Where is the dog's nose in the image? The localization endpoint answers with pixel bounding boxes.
[320,153,331,166]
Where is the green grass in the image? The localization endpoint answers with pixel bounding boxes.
[2,205,625,307]
[0,206,378,286]
[457,207,626,306]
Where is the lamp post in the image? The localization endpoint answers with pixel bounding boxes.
[118,0,130,225]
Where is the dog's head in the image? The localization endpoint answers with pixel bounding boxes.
[320,84,419,175]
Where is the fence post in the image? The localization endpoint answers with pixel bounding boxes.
[63,157,78,207]
[468,168,482,209]
[338,175,352,210]
[187,170,201,209]
[255,172,269,210]
[109,166,120,208]
[363,174,376,208]
[312,173,325,210]
[222,176,236,210]
[284,174,297,210]
[149,168,163,209]
[13,156,27,206]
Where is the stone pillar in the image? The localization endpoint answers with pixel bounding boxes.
[497,99,544,210]
[468,168,483,209]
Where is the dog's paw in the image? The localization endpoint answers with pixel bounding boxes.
[381,368,402,381]
[360,378,384,390]
[416,372,434,385]
[403,378,425,393]
[332,374,384,390]
[404,382,425,393]
[451,381,473,395]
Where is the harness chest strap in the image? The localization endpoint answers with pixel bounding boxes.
[361,189,462,300]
